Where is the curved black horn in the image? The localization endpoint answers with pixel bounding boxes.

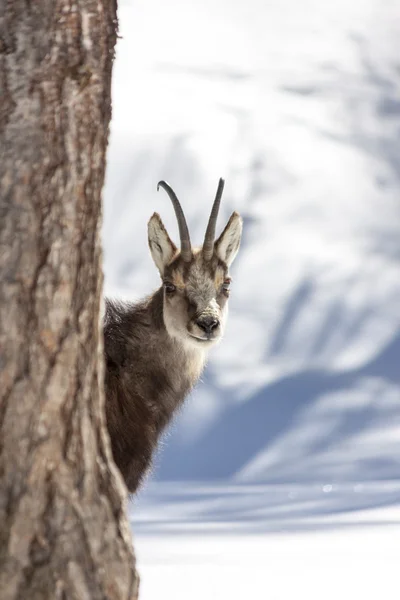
[157,181,192,262]
[202,178,225,261]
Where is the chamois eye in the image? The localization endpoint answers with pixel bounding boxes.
[221,279,231,294]
[164,282,176,294]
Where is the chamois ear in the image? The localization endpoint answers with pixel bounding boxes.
[148,213,177,275]
[214,212,242,267]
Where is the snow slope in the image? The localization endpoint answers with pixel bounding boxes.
[103,0,400,597]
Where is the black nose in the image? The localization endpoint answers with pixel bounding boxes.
[196,316,219,335]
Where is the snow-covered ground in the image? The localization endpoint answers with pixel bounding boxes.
[135,524,399,600]
[130,481,400,598]
[104,0,400,597]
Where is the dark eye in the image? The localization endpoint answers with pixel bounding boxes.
[164,282,176,294]
[221,279,231,294]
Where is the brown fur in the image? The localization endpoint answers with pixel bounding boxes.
[104,285,207,492]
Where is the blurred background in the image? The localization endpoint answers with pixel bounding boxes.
[103,0,400,598]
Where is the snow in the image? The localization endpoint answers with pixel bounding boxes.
[103,0,400,597]
[136,524,399,600]
[130,481,400,599]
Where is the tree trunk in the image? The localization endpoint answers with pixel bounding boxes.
[0,2,139,598]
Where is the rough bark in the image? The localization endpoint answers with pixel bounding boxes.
[0,1,139,598]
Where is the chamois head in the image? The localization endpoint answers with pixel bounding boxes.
[148,178,242,349]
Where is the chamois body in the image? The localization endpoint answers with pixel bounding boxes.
[104,290,205,492]
[103,179,242,493]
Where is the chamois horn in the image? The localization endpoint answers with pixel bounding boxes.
[202,178,225,261]
[157,180,192,262]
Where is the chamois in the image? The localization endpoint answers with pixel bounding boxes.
[104,179,242,492]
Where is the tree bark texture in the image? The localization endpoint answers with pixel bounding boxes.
[0,2,139,598]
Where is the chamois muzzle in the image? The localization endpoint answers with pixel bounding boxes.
[195,316,220,337]
[157,180,192,262]
[202,178,225,261]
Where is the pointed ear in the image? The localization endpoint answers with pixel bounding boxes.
[148,213,177,275]
[214,212,242,267]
